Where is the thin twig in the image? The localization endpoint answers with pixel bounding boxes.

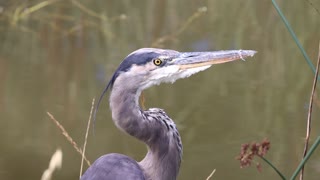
[175,6,207,37]
[299,42,320,180]
[47,112,91,166]
[80,98,95,178]
[205,169,216,180]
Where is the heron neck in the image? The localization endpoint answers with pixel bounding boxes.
[110,80,181,180]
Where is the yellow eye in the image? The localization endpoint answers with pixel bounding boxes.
[153,58,163,66]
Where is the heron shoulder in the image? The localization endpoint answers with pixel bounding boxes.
[81,153,146,180]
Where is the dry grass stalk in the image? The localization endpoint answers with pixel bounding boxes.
[300,42,320,180]
[205,169,216,180]
[80,98,95,178]
[47,112,91,166]
[151,6,207,47]
[41,148,63,180]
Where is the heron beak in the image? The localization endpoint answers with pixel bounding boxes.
[171,50,257,70]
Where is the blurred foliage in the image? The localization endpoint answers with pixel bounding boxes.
[0,0,320,180]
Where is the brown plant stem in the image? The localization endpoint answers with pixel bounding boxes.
[300,43,320,180]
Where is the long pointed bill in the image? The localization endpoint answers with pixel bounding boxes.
[171,50,256,70]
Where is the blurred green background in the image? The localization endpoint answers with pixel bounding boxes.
[0,0,320,179]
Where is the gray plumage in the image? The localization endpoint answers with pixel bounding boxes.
[81,153,146,180]
[81,48,256,180]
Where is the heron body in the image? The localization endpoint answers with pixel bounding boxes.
[81,48,256,180]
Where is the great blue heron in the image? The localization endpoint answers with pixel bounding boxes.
[81,48,256,180]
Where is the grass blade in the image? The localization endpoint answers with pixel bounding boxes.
[271,0,316,74]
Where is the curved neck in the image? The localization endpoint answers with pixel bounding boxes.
[109,77,181,180]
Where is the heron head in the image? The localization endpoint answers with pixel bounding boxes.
[109,48,256,91]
